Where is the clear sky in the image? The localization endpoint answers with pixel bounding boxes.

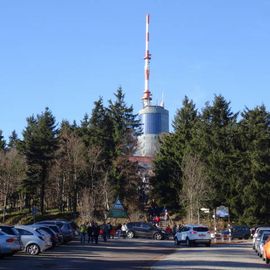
[1,1,270,140]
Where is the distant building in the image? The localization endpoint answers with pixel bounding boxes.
[137,105,169,157]
[130,15,169,210]
[135,14,169,158]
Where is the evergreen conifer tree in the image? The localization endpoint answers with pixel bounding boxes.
[20,108,58,214]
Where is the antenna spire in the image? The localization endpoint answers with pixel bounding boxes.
[142,14,152,107]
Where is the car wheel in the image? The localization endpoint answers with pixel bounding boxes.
[206,241,211,247]
[26,244,40,255]
[127,231,134,239]
[266,257,270,264]
[174,238,180,246]
[154,233,162,240]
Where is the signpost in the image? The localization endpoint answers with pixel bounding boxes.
[216,205,229,218]
[32,206,38,223]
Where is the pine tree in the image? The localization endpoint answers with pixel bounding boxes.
[239,106,270,224]
[151,96,199,211]
[20,108,58,214]
[108,87,142,157]
[195,95,238,209]
[107,87,142,208]
[8,130,19,149]
[0,130,6,150]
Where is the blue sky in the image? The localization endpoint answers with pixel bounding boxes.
[1,1,270,140]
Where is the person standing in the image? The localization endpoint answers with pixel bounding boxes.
[79,223,87,244]
[107,222,112,239]
[87,222,93,243]
[102,222,108,242]
[121,223,128,239]
[92,222,100,244]
[110,226,116,239]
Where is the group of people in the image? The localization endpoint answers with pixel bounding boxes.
[79,222,101,244]
[79,222,129,244]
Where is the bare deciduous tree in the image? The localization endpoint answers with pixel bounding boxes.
[48,125,87,213]
[180,153,211,223]
[0,148,26,216]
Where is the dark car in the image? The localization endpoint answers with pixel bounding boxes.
[126,222,168,240]
[230,225,250,239]
[36,220,74,242]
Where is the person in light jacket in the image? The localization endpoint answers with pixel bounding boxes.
[121,223,128,239]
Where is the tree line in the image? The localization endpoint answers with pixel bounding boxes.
[0,88,142,220]
[0,89,269,225]
[151,95,270,225]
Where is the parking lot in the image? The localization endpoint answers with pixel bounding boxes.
[0,238,175,270]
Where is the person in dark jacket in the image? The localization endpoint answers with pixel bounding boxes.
[102,222,108,242]
[92,222,100,244]
[87,222,93,243]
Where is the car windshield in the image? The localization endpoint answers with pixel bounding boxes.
[262,234,270,241]
[258,230,270,237]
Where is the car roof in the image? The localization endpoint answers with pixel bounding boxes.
[256,227,270,232]
[15,225,38,231]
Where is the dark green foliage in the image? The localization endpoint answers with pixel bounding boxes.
[20,108,58,214]
[0,130,6,150]
[108,87,142,156]
[4,88,270,226]
[8,130,19,149]
[151,134,182,210]
[151,97,199,211]
[152,95,270,225]
[107,88,142,208]
[238,106,270,224]
[197,95,238,208]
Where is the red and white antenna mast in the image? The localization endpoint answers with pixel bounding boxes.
[142,14,152,107]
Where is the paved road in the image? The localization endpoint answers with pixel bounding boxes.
[152,241,269,270]
[0,238,175,270]
[1,239,267,270]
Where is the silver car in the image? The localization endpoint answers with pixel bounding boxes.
[256,232,270,258]
[15,225,52,255]
[253,227,270,252]
[0,230,22,256]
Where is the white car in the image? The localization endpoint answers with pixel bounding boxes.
[15,225,52,255]
[174,224,211,247]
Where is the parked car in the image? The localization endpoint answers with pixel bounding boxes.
[253,227,270,249]
[0,230,22,256]
[15,225,52,255]
[0,225,23,251]
[263,236,270,264]
[126,222,168,240]
[34,223,64,244]
[29,224,59,247]
[174,224,211,247]
[36,220,74,242]
[230,225,250,239]
[256,232,270,257]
